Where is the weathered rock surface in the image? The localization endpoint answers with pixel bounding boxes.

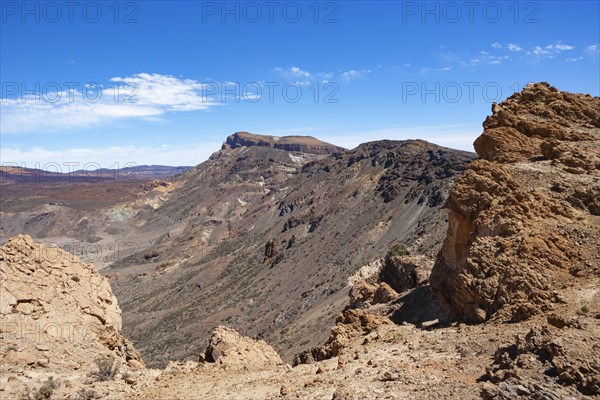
[430,82,600,323]
[486,325,600,397]
[203,326,283,369]
[0,235,145,399]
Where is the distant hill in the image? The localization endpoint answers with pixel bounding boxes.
[0,165,192,184]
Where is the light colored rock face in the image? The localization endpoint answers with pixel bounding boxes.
[204,326,283,369]
[430,83,600,323]
[0,235,144,398]
[1,234,122,330]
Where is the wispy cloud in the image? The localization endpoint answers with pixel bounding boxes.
[526,41,575,59]
[1,142,223,167]
[1,73,220,134]
[340,69,372,81]
[274,66,312,78]
[419,66,452,74]
[274,66,372,83]
[552,43,575,51]
[507,43,523,52]
[438,41,581,68]
[585,44,599,55]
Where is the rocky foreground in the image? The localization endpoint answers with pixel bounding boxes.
[0,235,150,399]
[1,83,598,399]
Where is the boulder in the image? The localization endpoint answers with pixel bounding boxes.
[203,326,283,370]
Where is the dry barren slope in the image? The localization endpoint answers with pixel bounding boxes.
[107,137,474,367]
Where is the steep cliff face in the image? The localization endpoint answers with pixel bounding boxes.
[430,83,600,323]
[222,131,346,155]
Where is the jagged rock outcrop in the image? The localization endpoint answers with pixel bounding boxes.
[485,326,600,397]
[222,131,346,155]
[263,238,280,261]
[202,326,283,369]
[380,254,432,293]
[0,235,144,398]
[430,83,600,323]
[292,309,392,365]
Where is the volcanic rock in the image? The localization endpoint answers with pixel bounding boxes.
[430,82,600,323]
[0,235,144,398]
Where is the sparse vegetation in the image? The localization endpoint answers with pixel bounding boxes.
[21,377,59,400]
[388,243,410,257]
[74,388,97,400]
[577,304,590,315]
[89,355,119,381]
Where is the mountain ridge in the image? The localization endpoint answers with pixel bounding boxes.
[221,131,346,155]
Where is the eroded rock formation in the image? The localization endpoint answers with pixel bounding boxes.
[0,235,144,398]
[202,326,283,370]
[430,82,600,323]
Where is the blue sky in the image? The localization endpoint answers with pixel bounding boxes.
[1,1,599,167]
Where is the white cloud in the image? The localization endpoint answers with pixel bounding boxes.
[275,66,373,83]
[289,66,311,78]
[527,42,575,60]
[274,67,338,83]
[532,46,552,57]
[553,43,575,51]
[340,69,372,81]
[1,142,223,167]
[585,44,599,56]
[491,42,501,49]
[507,43,522,52]
[1,73,220,134]
[274,66,312,78]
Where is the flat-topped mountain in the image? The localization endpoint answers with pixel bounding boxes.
[221,131,346,155]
